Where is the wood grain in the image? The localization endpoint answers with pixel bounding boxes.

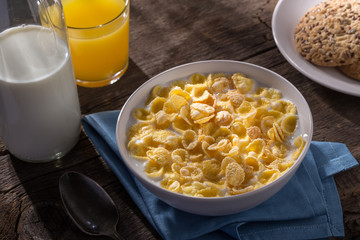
[1,0,359,239]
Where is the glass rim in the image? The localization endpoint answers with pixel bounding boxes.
[66,0,129,30]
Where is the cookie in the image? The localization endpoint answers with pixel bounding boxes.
[294,0,360,67]
[339,62,360,81]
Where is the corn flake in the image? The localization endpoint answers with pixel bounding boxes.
[133,108,154,122]
[215,111,233,126]
[149,97,167,113]
[202,159,221,181]
[281,115,298,135]
[211,77,230,93]
[190,73,206,84]
[190,103,215,124]
[152,130,179,148]
[145,161,164,178]
[231,73,254,93]
[161,178,181,192]
[147,147,171,165]
[155,110,172,129]
[182,130,198,150]
[169,86,191,101]
[171,149,189,165]
[225,162,245,187]
[180,166,204,182]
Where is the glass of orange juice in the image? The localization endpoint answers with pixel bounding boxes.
[62,0,129,88]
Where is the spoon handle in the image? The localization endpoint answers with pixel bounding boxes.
[108,230,126,240]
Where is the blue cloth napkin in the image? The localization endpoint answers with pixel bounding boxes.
[82,110,358,240]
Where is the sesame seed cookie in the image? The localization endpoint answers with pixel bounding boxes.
[339,62,360,81]
[294,0,360,67]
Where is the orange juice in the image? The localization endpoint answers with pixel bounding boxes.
[62,0,129,87]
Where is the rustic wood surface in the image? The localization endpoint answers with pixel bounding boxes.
[1,0,360,239]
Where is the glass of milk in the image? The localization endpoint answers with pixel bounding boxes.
[0,0,81,162]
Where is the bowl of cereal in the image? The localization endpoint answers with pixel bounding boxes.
[116,60,313,216]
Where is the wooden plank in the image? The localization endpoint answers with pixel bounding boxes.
[0,0,359,239]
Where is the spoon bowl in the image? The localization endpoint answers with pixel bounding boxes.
[59,171,124,240]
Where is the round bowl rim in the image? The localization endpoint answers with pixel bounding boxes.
[116,59,313,203]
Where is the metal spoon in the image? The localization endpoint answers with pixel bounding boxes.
[59,171,124,240]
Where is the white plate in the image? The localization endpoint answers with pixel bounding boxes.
[272,0,360,97]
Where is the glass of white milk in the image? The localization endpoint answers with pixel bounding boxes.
[0,0,81,162]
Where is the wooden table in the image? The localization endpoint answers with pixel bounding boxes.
[1,0,360,239]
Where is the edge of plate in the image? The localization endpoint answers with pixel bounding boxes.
[272,0,360,97]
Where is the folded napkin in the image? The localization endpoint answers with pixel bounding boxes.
[82,110,358,240]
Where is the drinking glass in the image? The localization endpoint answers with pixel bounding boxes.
[0,0,81,162]
[63,0,130,88]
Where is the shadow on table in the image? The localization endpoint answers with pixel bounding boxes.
[310,83,360,139]
[77,58,151,115]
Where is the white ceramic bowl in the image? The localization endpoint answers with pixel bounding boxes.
[116,60,313,216]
